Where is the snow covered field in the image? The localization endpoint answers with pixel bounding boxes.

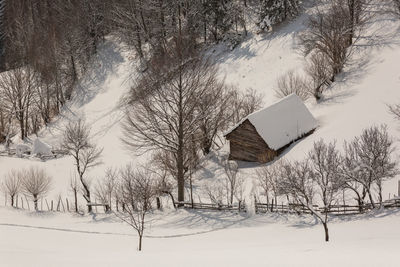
[1,207,400,267]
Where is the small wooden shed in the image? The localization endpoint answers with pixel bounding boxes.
[225,94,318,163]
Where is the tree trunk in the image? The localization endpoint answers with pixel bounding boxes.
[34,195,38,211]
[138,234,142,251]
[323,222,329,242]
[74,189,78,213]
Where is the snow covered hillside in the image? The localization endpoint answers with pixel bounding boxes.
[1,2,399,204]
[1,1,400,266]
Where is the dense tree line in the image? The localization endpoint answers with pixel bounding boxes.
[0,0,111,142]
[0,0,299,143]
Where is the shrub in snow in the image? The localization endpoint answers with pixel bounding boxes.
[16,144,30,157]
[275,70,310,101]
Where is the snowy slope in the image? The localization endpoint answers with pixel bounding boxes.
[1,2,400,205]
[0,39,138,203]
[1,2,400,266]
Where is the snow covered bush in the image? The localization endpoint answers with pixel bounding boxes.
[32,138,53,157]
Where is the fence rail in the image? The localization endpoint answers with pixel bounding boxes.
[174,201,246,212]
[255,198,400,215]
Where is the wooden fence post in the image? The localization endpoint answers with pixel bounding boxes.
[398,180,400,197]
[25,195,30,210]
[45,199,50,211]
[254,196,258,213]
[61,198,65,212]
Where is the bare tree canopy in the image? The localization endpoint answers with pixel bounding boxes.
[122,41,228,204]
[115,165,157,251]
[62,119,103,212]
[1,169,21,207]
[21,167,52,211]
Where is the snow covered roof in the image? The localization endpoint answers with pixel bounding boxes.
[225,94,318,150]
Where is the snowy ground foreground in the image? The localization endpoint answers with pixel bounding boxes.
[1,207,400,267]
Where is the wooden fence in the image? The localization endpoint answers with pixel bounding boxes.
[255,198,400,216]
[174,201,247,213]
[3,195,110,213]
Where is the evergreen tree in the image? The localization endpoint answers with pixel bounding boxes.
[257,0,299,31]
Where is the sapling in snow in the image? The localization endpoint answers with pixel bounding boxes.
[114,165,157,251]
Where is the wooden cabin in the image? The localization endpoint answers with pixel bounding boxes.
[225,94,318,163]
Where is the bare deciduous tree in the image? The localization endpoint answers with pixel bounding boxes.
[1,169,21,207]
[388,103,400,121]
[115,165,157,251]
[0,67,35,139]
[343,125,397,207]
[95,168,118,211]
[229,87,263,124]
[69,174,80,213]
[223,160,243,205]
[122,44,223,204]
[278,140,344,242]
[21,167,52,211]
[205,181,225,205]
[300,0,365,84]
[275,70,309,101]
[62,119,103,213]
[308,140,344,241]
[305,53,332,100]
[256,163,280,207]
[197,81,233,155]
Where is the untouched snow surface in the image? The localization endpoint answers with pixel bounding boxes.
[1,207,400,267]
